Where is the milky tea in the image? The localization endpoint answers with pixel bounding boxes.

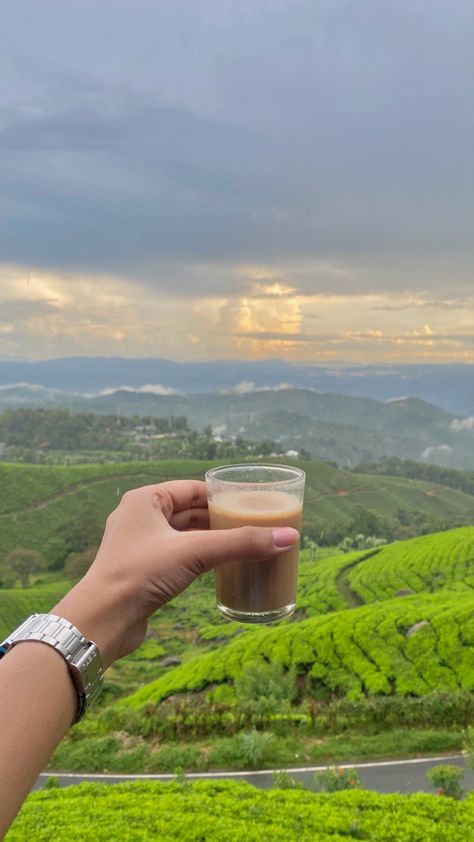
[206,465,305,624]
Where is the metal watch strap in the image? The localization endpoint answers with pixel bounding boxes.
[1,613,104,724]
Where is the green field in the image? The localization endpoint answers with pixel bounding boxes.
[7,781,474,841]
[123,591,474,709]
[1,458,474,562]
[0,582,70,640]
[2,458,474,786]
[348,527,474,602]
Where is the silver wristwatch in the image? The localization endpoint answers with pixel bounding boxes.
[0,613,104,724]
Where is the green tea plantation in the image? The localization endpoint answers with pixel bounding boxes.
[7,781,474,842]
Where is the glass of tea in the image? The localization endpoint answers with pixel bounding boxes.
[205,463,305,624]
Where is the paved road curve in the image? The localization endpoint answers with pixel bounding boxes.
[35,754,474,795]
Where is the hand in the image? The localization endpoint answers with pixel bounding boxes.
[53,480,299,668]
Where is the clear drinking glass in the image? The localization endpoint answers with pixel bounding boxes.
[205,463,305,624]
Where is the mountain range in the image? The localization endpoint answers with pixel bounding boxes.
[0,358,474,415]
[1,358,473,468]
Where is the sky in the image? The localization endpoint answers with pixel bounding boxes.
[0,0,473,364]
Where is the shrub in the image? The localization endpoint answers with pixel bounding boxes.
[464,724,474,768]
[272,770,304,790]
[51,737,119,772]
[64,547,98,581]
[232,730,275,768]
[8,781,474,842]
[426,764,464,799]
[235,661,297,716]
[207,730,281,769]
[314,767,361,792]
[43,776,60,790]
[147,744,201,773]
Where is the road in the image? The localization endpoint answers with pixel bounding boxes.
[35,754,474,795]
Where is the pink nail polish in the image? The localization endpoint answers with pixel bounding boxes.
[272,527,299,548]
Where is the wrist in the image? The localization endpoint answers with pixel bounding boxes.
[52,572,144,670]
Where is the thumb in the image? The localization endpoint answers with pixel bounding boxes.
[180,525,300,574]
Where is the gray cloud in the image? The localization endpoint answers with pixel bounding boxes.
[0,297,60,319]
[0,0,473,296]
[234,329,474,347]
[369,298,471,312]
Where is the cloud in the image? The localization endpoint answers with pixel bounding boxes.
[1,261,474,363]
[370,297,470,312]
[218,381,256,396]
[450,417,474,432]
[0,382,60,393]
[218,380,296,396]
[0,0,472,299]
[0,297,61,318]
[93,384,180,397]
[421,445,453,460]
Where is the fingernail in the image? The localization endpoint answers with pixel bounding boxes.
[272,527,299,548]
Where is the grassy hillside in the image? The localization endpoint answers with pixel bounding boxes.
[8,782,474,842]
[0,583,70,640]
[349,527,474,603]
[297,550,369,615]
[123,592,474,708]
[3,522,469,775]
[55,388,474,468]
[0,460,205,561]
[4,382,473,465]
[3,459,474,778]
[1,459,474,561]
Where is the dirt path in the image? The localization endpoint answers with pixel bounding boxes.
[305,483,394,505]
[336,565,365,608]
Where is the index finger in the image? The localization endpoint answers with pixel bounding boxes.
[142,479,208,520]
[154,479,208,511]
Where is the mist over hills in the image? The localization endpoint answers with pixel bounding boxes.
[0,358,474,416]
[1,358,473,468]
[68,391,474,469]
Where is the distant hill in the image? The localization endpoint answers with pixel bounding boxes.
[2,359,474,468]
[1,358,474,414]
[32,389,474,469]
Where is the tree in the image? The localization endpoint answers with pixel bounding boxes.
[303,537,319,561]
[43,536,69,571]
[0,567,15,589]
[338,534,387,553]
[60,502,103,555]
[347,505,391,540]
[1,547,47,588]
[65,547,99,581]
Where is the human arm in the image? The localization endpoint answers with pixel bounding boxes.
[0,480,298,837]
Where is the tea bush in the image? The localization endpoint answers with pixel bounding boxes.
[297,550,369,614]
[7,781,474,841]
[0,583,69,640]
[123,592,474,708]
[349,526,474,602]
